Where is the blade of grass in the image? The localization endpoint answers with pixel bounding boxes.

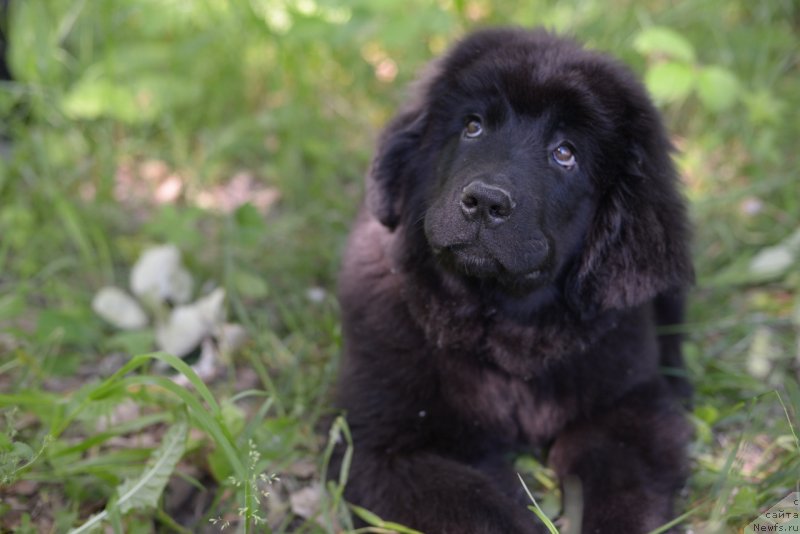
[518,473,559,534]
[348,504,424,534]
[646,501,707,534]
[774,389,800,452]
[320,415,354,532]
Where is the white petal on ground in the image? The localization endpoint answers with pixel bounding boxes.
[156,305,208,357]
[194,288,227,326]
[749,226,800,279]
[169,267,194,305]
[92,286,149,330]
[749,245,795,278]
[155,289,226,358]
[130,244,194,304]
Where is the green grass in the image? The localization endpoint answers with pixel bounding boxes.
[1,0,798,532]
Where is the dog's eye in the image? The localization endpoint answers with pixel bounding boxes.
[463,117,483,138]
[552,144,576,168]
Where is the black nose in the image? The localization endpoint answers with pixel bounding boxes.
[460,181,515,224]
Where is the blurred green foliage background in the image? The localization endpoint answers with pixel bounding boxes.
[0,0,798,532]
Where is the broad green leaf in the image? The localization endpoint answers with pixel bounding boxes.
[69,418,188,533]
[61,77,143,123]
[633,26,696,63]
[116,419,188,513]
[697,66,740,112]
[644,61,695,104]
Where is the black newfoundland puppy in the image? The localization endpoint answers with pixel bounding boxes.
[334,28,693,533]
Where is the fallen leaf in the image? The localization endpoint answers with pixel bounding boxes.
[289,484,321,519]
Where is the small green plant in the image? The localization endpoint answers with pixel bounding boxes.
[634,26,741,112]
[69,416,189,534]
[211,439,281,532]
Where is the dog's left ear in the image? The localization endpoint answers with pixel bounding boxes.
[366,109,427,230]
[570,142,694,312]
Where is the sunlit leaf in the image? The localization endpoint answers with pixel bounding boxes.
[633,26,696,63]
[697,66,740,112]
[62,77,143,123]
[644,61,695,104]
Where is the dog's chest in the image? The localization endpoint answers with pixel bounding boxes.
[439,357,570,444]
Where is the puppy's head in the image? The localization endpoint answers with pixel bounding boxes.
[368,28,693,311]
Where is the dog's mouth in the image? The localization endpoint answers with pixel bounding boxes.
[434,244,548,288]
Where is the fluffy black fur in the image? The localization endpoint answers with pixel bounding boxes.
[334,28,693,534]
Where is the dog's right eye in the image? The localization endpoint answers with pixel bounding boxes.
[552,143,577,169]
[463,117,483,138]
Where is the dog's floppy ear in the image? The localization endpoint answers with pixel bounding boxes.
[570,142,694,312]
[366,109,427,230]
